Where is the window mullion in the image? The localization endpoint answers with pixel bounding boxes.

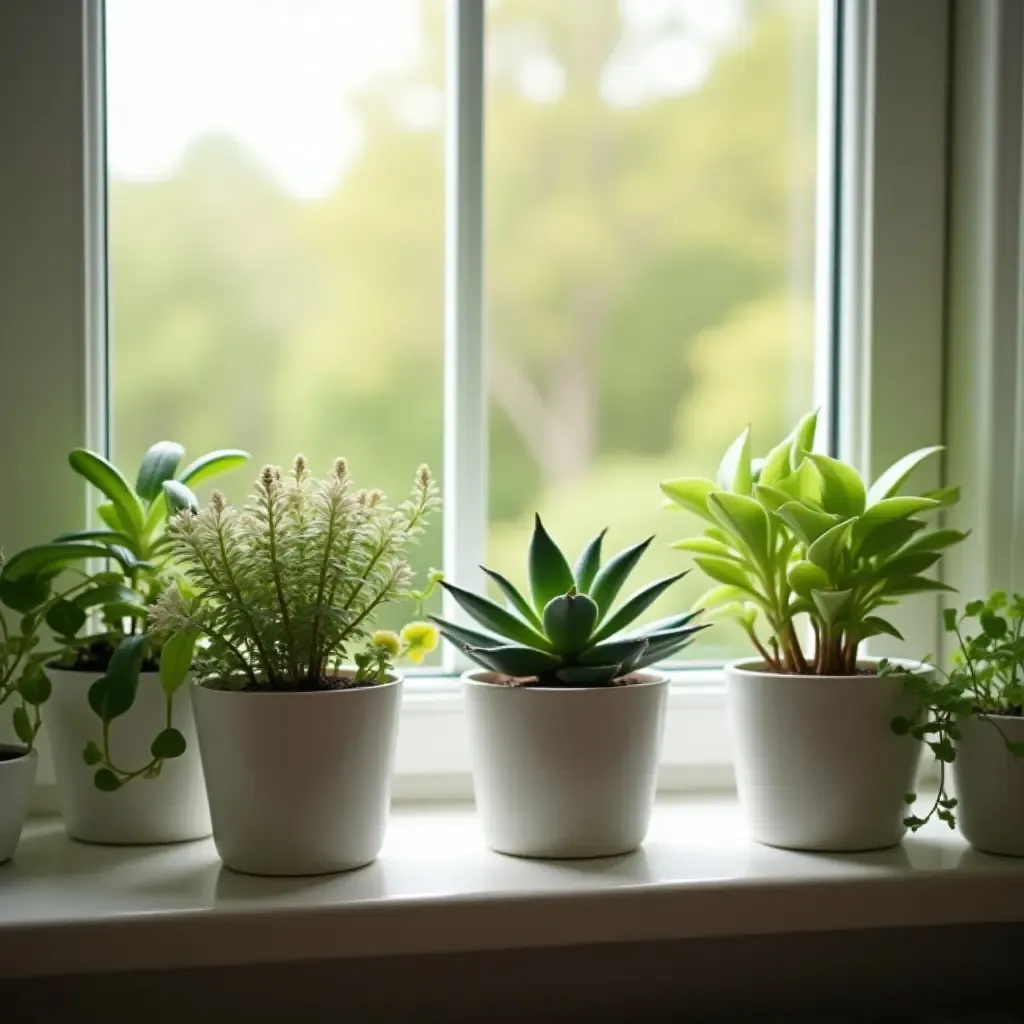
[443,0,487,671]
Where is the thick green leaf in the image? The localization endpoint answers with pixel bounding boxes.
[160,628,198,696]
[759,438,796,487]
[527,515,575,613]
[578,637,649,667]
[660,478,718,522]
[620,609,701,639]
[482,567,542,631]
[93,769,122,792]
[670,537,739,558]
[543,592,599,653]
[791,410,820,469]
[879,551,942,579]
[590,572,688,644]
[87,675,136,723]
[867,445,943,505]
[811,588,851,624]
[851,497,940,549]
[774,501,839,545]
[882,576,956,596]
[177,449,250,488]
[54,528,137,549]
[717,426,752,495]
[898,528,970,557]
[860,616,905,641]
[136,441,185,502]
[0,574,51,613]
[68,448,144,535]
[151,727,187,759]
[806,454,866,517]
[73,582,141,611]
[466,644,562,677]
[17,668,51,707]
[2,542,135,581]
[45,599,87,638]
[921,486,961,508]
[589,536,654,619]
[555,665,620,686]
[82,741,102,766]
[438,582,551,649]
[708,492,770,566]
[857,518,927,560]
[691,584,749,612]
[96,503,123,531]
[806,520,853,574]
[573,529,607,594]
[787,560,830,597]
[12,706,33,745]
[163,480,200,515]
[773,458,824,506]
[753,484,792,513]
[429,614,504,650]
[693,556,758,593]
[635,622,711,665]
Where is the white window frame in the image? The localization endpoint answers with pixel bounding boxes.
[0,0,970,803]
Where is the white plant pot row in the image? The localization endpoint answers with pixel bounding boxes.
[2,660,1022,874]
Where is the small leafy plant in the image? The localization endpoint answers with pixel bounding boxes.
[150,457,439,700]
[886,590,1024,831]
[431,516,706,686]
[0,442,249,788]
[661,410,965,675]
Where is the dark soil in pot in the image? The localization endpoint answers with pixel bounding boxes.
[53,640,160,674]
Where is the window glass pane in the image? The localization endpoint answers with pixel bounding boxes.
[106,0,446,656]
[485,0,820,662]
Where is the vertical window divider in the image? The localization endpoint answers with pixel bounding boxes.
[442,0,486,672]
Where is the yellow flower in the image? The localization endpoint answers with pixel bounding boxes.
[371,630,401,658]
[400,621,439,664]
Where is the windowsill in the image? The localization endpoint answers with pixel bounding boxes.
[2,793,1023,980]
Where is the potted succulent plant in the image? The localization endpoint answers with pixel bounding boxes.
[432,517,705,859]
[662,410,966,852]
[0,442,248,844]
[0,560,55,863]
[889,591,1024,856]
[151,457,439,876]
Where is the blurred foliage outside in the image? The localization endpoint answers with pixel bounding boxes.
[109,0,818,666]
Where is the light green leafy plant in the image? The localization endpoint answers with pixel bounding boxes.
[885,590,1024,831]
[150,457,439,708]
[661,410,966,675]
[0,442,249,788]
[431,515,706,686]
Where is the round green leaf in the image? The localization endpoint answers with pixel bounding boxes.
[806,453,866,517]
[151,727,187,760]
[12,706,33,745]
[0,573,52,613]
[135,441,185,502]
[787,560,829,597]
[17,668,51,707]
[45,599,88,639]
[163,479,200,514]
[93,768,122,792]
[82,741,103,766]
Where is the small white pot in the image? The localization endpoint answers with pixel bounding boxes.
[192,675,403,876]
[726,659,925,852]
[0,745,37,864]
[462,670,669,859]
[953,713,1024,857]
[47,667,211,844]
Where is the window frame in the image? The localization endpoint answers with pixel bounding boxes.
[0,0,966,801]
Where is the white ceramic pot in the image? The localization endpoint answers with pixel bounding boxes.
[726,659,925,852]
[47,667,211,844]
[0,745,37,863]
[192,675,403,876]
[953,713,1024,857]
[462,670,669,859]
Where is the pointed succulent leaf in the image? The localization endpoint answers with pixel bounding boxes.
[882,576,956,596]
[787,560,830,597]
[897,528,970,557]
[659,478,718,522]
[555,665,621,686]
[429,615,505,650]
[573,529,607,594]
[590,572,688,645]
[866,445,943,505]
[577,637,649,667]
[527,515,576,612]
[465,644,563,678]
[878,551,942,578]
[633,624,712,668]
[68,449,144,535]
[811,589,851,624]
[691,584,749,612]
[670,537,739,558]
[857,518,927,560]
[481,566,543,630]
[791,410,820,469]
[589,536,654,619]
[693,554,759,592]
[759,437,796,487]
[135,441,185,503]
[774,458,824,506]
[543,592,599,653]
[774,501,839,546]
[806,454,866,517]
[641,621,710,648]
[622,609,702,638]
[806,519,853,574]
[708,492,770,566]
[716,426,752,495]
[438,583,552,649]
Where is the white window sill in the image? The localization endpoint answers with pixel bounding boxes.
[3,793,1023,980]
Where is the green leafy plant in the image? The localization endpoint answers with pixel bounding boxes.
[0,442,248,787]
[431,516,705,686]
[150,457,439,702]
[661,410,966,676]
[885,590,1024,831]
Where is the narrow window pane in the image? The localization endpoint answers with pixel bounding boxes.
[485,0,820,662]
[106,0,446,656]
